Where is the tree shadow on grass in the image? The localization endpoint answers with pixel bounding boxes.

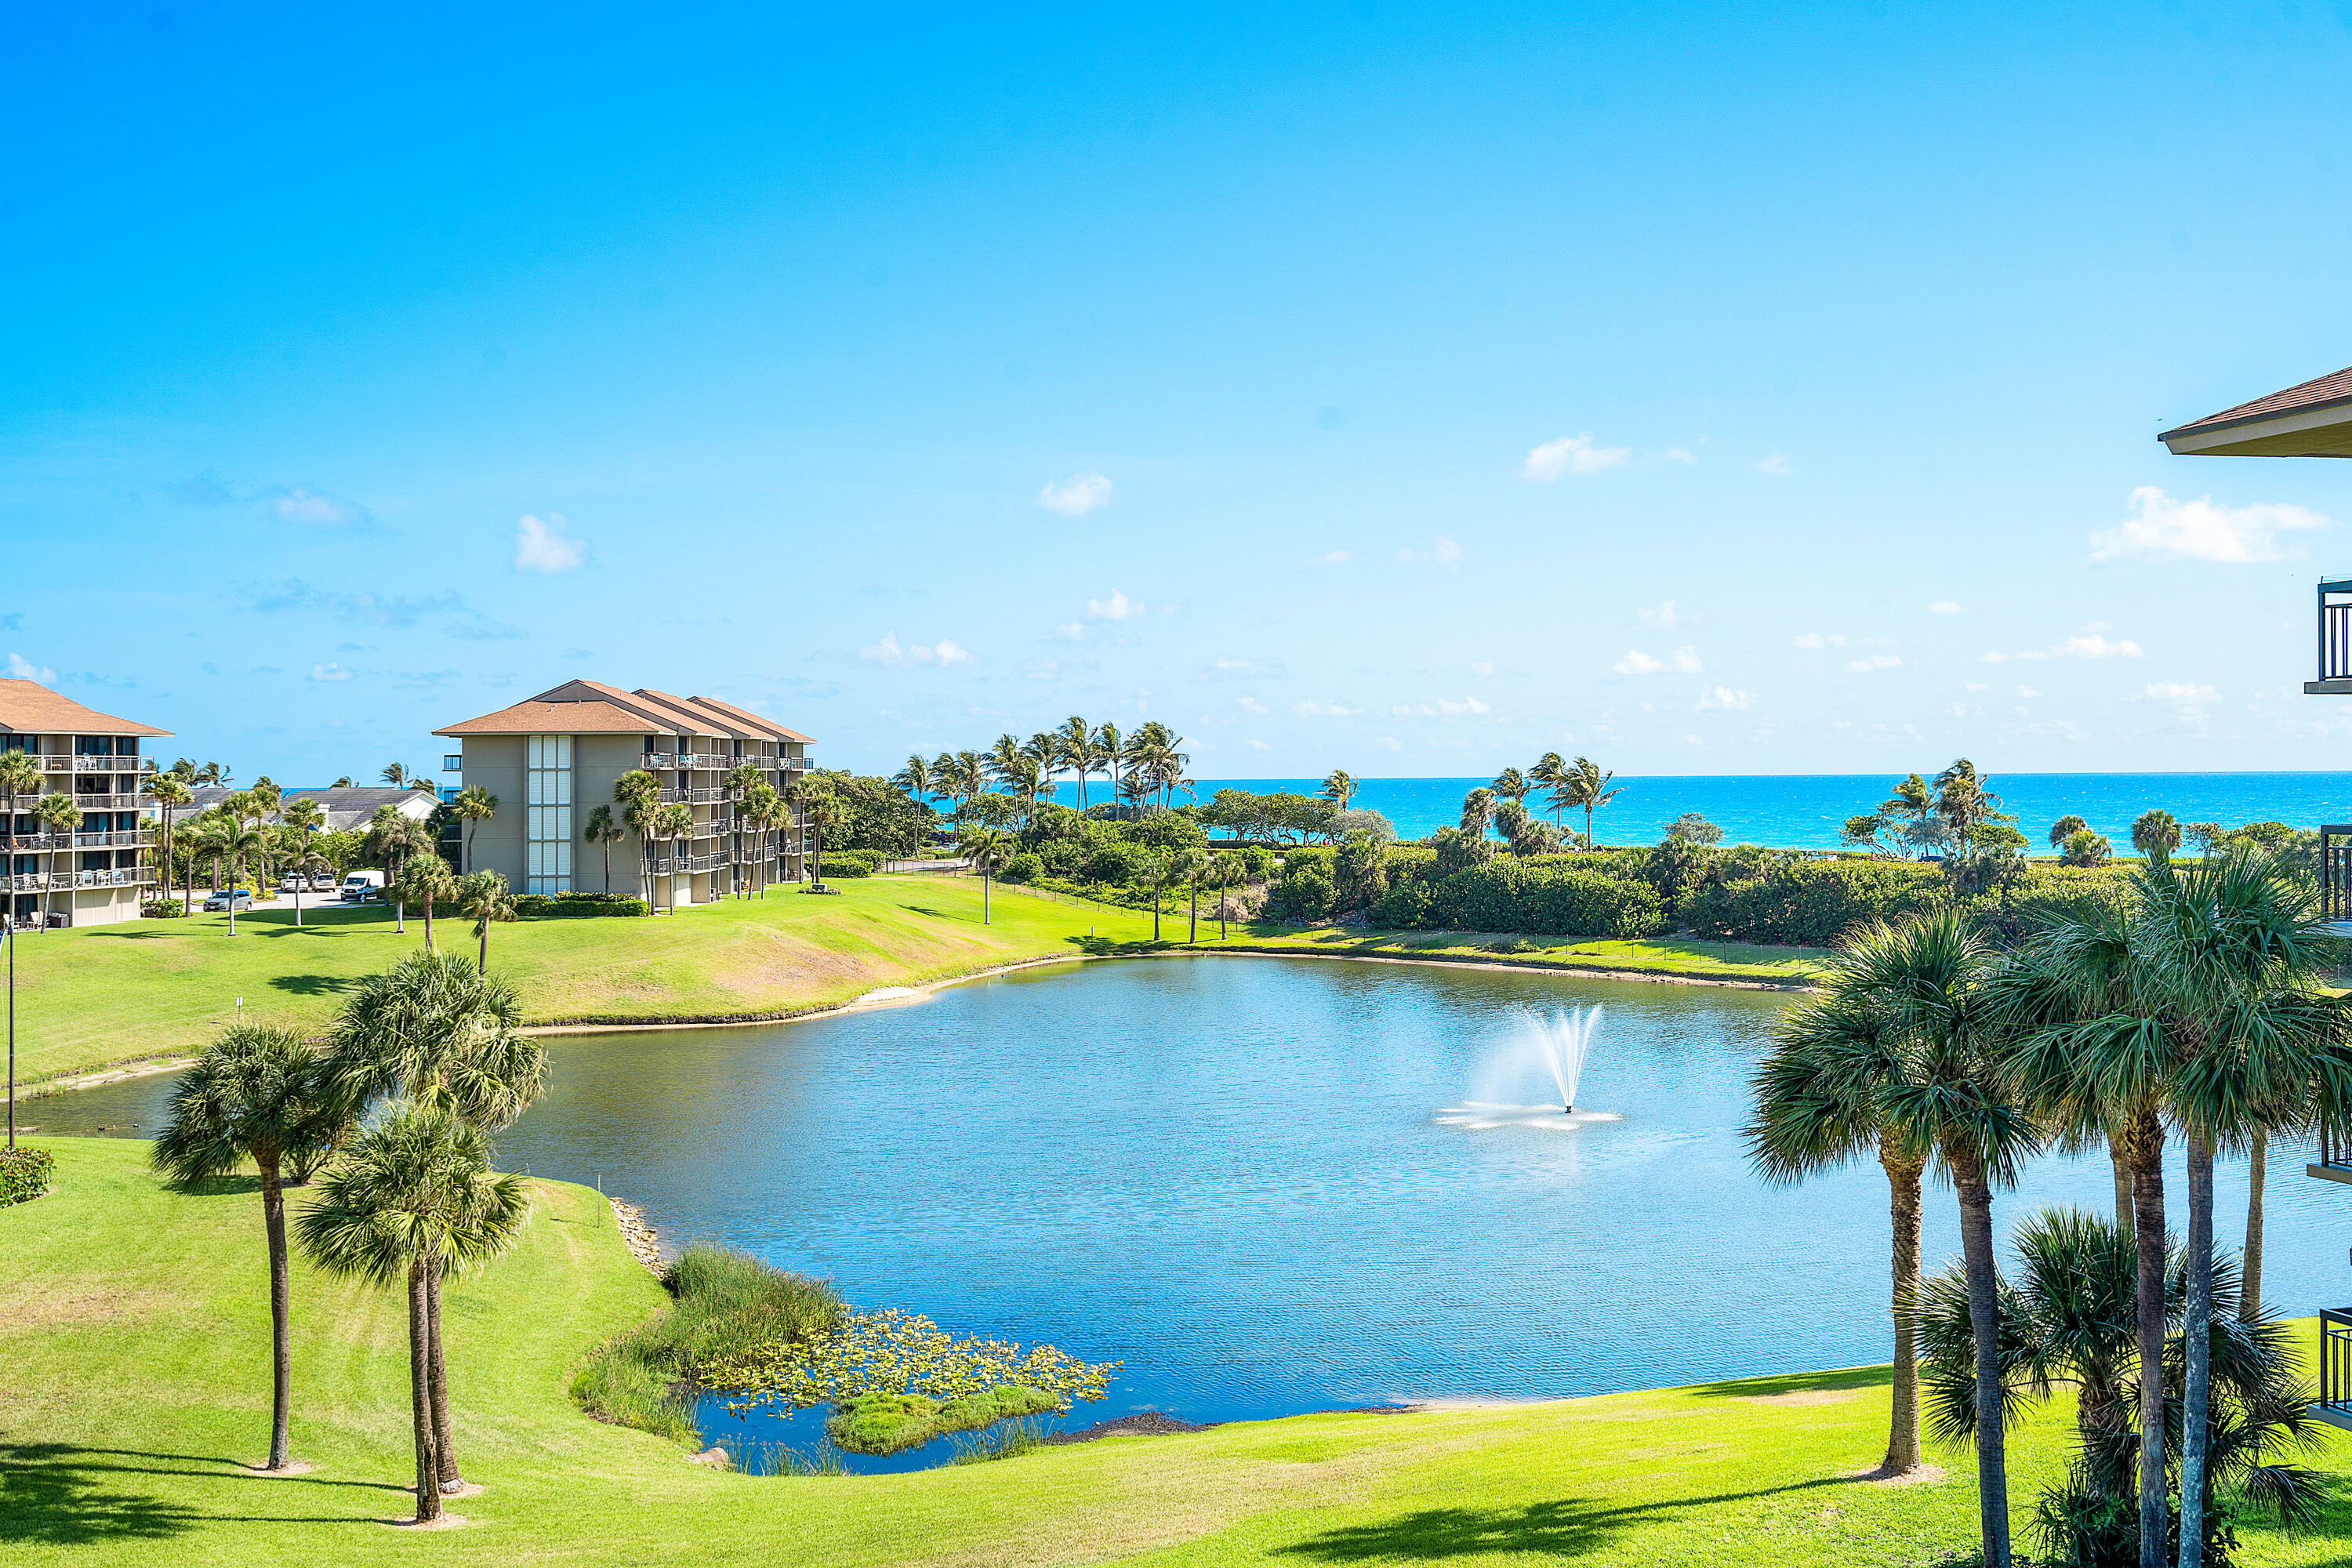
[1679,1365,1888,1401]
[1270,1476,1858,1562]
[266,973,363,996]
[0,1443,401,1544]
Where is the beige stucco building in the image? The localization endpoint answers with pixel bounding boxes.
[1,679,170,929]
[434,680,811,907]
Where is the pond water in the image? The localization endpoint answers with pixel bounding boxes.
[40,955,2352,1472]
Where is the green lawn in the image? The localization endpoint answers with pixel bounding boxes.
[8,875,1819,1089]
[5,1138,2345,1566]
[5,877,1162,1087]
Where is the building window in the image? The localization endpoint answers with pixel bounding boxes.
[525,735,572,894]
[443,754,463,772]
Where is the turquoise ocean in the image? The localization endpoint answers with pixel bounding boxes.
[1046,772,2352,851]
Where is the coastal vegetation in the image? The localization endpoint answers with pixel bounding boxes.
[7,1136,2349,1564]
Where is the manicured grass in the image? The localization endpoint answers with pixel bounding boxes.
[5,1137,2346,1566]
[5,876,1162,1087]
[1183,923,1826,985]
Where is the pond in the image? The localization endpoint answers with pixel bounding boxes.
[39,954,2351,1471]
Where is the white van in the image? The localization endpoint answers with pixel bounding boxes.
[340,870,387,902]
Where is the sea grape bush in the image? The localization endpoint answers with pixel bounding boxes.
[0,1146,56,1207]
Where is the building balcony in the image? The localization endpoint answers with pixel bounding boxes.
[64,793,143,811]
[657,786,733,805]
[2312,1122,2352,1185]
[5,869,148,892]
[2318,1310,2352,1433]
[2312,580,2352,694]
[643,751,737,772]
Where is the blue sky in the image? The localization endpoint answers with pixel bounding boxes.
[8,2,2352,782]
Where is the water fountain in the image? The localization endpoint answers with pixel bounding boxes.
[1533,1005,1601,1113]
[1433,1004,1621,1132]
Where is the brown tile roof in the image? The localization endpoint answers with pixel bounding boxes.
[433,699,653,737]
[689,695,812,744]
[2161,364,2352,440]
[0,679,171,737]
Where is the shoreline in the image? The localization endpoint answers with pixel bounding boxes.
[12,938,1813,1102]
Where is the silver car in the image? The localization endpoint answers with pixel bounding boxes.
[201,889,253,912]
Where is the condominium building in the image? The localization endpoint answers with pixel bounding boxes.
[434,680,811,906]
[0,679,169,930]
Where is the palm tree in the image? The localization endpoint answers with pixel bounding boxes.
[790,788,835,889]
[985,733,1024,793]
[34,793,82,931]
[1559,757,1624,851]
[724,766,768,896]
[892,754,936,815]
[2049,814,2089,851]
[1880,773,1942,857]
[1057,717,1098,809]
[0,750,41,1144]
[327,950,545,1496]
[1490,766,1529,804]
[1746,982,1931,1475]
[296,1103,528,1522]
[151,1023,339,1474]
[2130,809,2183,865]
[146,773,194,914]
[1093,723,1123,812]
[394,854,459,949]
[455,871,517,974]
[1846,910,2038,1568]
[1529,753,1568,829]
[1213,854,1242,940]
[1178,848,1208,943]
[1320,770,1357,812]
[1458,786,1496,851]
[365,804,437,937]
[286,839,332,929]
[448,787,498,875]
[1138,851,1171,940]
[962,826,1009,924]
[380,762,409,788]
[648,801,695,912]
[581,805,625,893]
[612,770,662,907]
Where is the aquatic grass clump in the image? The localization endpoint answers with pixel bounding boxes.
[717,1437,852,1477]
[704,1305,1119,1456]
[572,1242,845,1445]
[949,1415,1053,1465]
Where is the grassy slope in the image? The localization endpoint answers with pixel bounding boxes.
[5,1138,2346,1567]
[8,877,1161,1086]
[13,874,1817,1087]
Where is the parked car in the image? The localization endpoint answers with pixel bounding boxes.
[310,873,339,892]
[202,889,253,912]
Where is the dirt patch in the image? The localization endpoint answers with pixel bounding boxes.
[0,1287,173,1332]
[1856,1462,1947,1487]
[1046,1411,1219,1443]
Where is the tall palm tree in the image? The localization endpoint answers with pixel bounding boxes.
[892,754,936,814]
[1178,848,1208,944]
[962,826,1009,924]
[1458,786,1496,850]
[1320,770,1357,812]
[648,801,695,912]
[152,1023,339,1473]
[1057,717,1097,809]
[296,1103,528,1521]
[581,804,625,894]
[1092,723,1123,812]
[145,772,194,914]
[448,786,498,875]
[328,949,545,1494]
[455,871,517,974]
[1747,978,1930,1475]
[789,786,834,888]
[1847,910,2038,1568]
[1490,766,1530,804]
[286,839,332,929]
[0,750,41,1144]
[724,765,768,896]
[380,762,409,788]
[1138,851,1171,941]
[1555,757,1624,851]
[985,733,1024,793]
[394,854,459,949]
[612,770,662,908]
[34,793,82,931]
[1528,753,1568,829]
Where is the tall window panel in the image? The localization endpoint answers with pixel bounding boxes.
[525,734,572,893]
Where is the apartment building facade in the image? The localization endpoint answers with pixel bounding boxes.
[0,679,169,929]
[434,680,811,906]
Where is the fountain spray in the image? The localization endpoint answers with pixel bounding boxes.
[1532,1006,1602,1113]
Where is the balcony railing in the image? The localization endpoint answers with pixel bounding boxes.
[642,751,738,771]
[657,786,735,805]
[2318,1310,2352,1432]
[5,869,149,892]
[2322,827,2352,924]
[64,793,143,811]
[2314,1120,2352,1185]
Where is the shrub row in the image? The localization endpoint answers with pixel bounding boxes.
[1369,858,1668,939]
[0,1146,56,1207]
[514,891,650,918]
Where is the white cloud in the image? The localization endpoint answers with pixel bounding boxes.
[1054,622,1086,641]
[5,653,57,682]
[1039,470,1115,516]
[2016,685,2040,698]
[1470,660,1494,677]
[1396,535,1464,565]
[1308,549,1352,565]
[1374,735,1403,751]
[1020,656,1058,681]
[1697,685,1752,710]
[514,513,585,573]
[2142,680,2220,705]
[1664,448,1697,465]
[309,662,353,682]
[1963,681,1990,692]
[1755,453,1792,476]
[1846,654,1902,672]
[1614,647,1702,675]
[1246,739,1272,750]
[1990,632,2143,663]
[275,486,364,526]
[1521,433,1630,481]
[1086,589,1145,620]
[2089,486,2327,564]
[1433,696,1490,716]
[858,631,976,669]
[1639,599,1679,629]
[1213,655,1253,670]
[1929,601,1964,615]
[1294,700,1361,717]
[1792,633,1826,649]
[1236,696,1268,714]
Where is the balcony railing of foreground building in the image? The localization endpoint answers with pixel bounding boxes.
[643,750,736,771]
[2317,1311,2352,1433]
[2314,580,2352,694]
[658,786,735,805]
[5,869,149,892]
[64,793,144,811]
[2313,1120,2352,1185]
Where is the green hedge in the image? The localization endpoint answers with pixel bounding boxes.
[514,891,650,918]
[1440,858,1667,938]
[815,857,872,878]
[0,1147,55,1207]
